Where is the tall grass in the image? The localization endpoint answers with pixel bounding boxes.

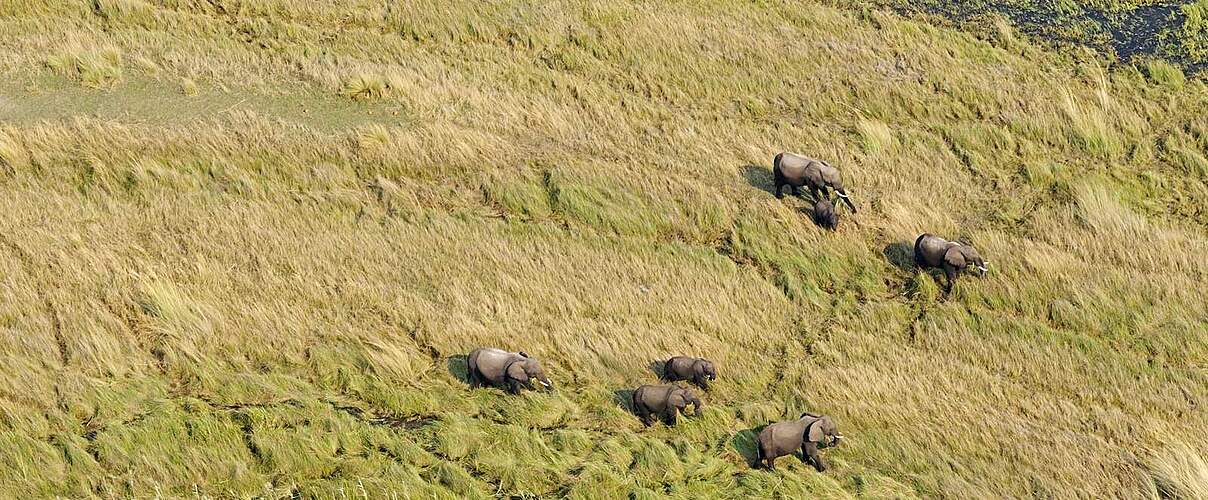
[0,0,1205,497]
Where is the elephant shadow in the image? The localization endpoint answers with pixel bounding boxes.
[740,164,776,196]
[730,426,764,468]
[882,241,916,273]
[447,355,470,385]
[648,360,666,380]
[613,389,636,415]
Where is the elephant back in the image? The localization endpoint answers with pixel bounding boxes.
[664,356,695,379]
[471,348,523,383]
[774,152,813,178]
[915,234,952,267]
[760,418,810,455]
[636,384,676,408]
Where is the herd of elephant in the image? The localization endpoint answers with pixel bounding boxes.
[467,349,835,471]
[774,152,990,290]
[461,152,991,473]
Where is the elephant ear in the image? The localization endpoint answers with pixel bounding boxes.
[806,418,827,442]
[668,391,686,408]
[943,246,967,269]
[505,361,528,382]
[692,361,706,378]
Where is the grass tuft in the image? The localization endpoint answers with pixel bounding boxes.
[340,73,390,100]
[1141,441,1208,500]
[91,0,153,21]
[857,119,896,154]
[1061,88,1122,159]
[46,47,123,88]
[180,77,198,96]
[0,132,30,174]
[1144,59,1186,89]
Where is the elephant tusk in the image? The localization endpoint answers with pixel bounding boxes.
[539,380,551,387]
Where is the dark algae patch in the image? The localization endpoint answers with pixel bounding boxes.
[868,0,1208,74]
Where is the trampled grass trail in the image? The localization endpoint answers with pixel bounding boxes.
[0,0,1205,497]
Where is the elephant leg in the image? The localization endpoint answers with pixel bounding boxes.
[635,405,653,426]
[662,409,678,426]
[696,376,708,390]
[792,186,801,197]
[765,456,776,470]
[507,380,521,394]
[804,442,826,472]
[943,266,957,295]
[774,182,784,199]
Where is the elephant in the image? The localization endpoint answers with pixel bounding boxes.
[632,384,702,426]
[756,413,843,472]
[913,233,989,293]
[466,348,552,394]
[772,152,857,212]
[811,198,839,230]
[661,356,717,389]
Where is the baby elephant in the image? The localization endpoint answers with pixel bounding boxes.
[913,233,989,293]
[757,413,843,472]
[661,356,717,389]
[466,348,552,394]
[632,384,702,426]
[811,198,839,230]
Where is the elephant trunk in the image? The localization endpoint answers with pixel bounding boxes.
[837,190,856,213]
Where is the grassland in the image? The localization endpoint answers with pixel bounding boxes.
[0,0,1206,498]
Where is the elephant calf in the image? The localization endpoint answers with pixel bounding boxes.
[772,152,857,213]
[811,199,839,230]
[913,233,989,293]
[632,384,702,426]
[466,348,552,394]
[661,356,717,389]
[757,413,842,472]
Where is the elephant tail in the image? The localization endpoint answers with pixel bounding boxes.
[754,439,763,467]
[631,388,641,413]
[913,234,928,266]
[772,153,784,176]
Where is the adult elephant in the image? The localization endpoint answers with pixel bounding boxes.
[632,384,702,426]
[756,413,843,471]
[772,152,857,212]
[661,356,717,390]
[913,233,989,293]
[466,348,552,394]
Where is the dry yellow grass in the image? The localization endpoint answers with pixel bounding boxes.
[0,0,1205,497]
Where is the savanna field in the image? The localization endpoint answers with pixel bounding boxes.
[1,0,1207,498]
